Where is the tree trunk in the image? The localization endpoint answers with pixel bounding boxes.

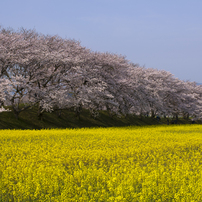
[139,112,143,119]
[38,106,44,121]
[106,106,114,119]
[12,106,19,119]
[151,110,155,118]
[57,110,62,118]
[75,104,82,120]
[14,110,19,119]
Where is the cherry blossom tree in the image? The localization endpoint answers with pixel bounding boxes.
[1,26,202,121]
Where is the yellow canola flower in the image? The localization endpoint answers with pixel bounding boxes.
[0,125,202,201]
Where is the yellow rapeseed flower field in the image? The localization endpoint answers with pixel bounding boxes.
[0,125,202,201]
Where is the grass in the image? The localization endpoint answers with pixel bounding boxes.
[0,106,198,129]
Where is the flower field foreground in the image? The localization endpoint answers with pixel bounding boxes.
[1,125,202,201]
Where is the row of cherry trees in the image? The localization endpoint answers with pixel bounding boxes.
[0,27,202,119]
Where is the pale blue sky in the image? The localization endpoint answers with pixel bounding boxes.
[1,0,202,82]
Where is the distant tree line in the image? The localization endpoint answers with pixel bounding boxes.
[0,27,202,120]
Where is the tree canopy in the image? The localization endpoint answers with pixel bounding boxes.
[1,27,202,120]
